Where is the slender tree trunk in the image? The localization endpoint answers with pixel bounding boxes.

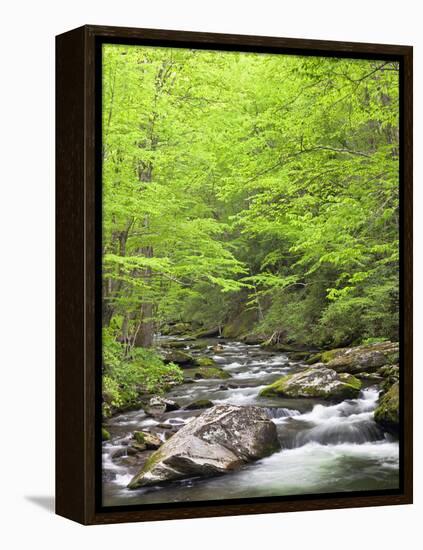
[134,244,154,348]
[133,61,174,347]
[102,221,133,327]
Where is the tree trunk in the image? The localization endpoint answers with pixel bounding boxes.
[133,61,173,347]
[134,244,154,347]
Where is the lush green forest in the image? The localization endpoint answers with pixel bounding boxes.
[101,44,399,415]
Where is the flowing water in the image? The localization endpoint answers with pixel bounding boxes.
[102,340,399,506]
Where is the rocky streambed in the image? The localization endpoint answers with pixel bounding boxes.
[102,339,400,506]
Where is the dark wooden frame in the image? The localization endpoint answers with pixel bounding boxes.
[56,24,413,525]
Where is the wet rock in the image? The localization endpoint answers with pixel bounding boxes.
[194,356,219,367]
[355,372,383,381]
[184,399,214,410]
[119,456,140,467]
[128,404,280,489]
[156,423,179,432]
[162,349,195,366]
[304,353,322,365]
[161,340,191,349]
[378,365,400,392]
[118,450,155,468]
[102,427,111,441]
[183,366,231,381]
[374,382,399,434]
[323,341,399,374]
[186,341,209,350]
[212,344,225,353]
[145,396,180,417]
[378,364,400,379]
[133,431,162,450]
[111,448,128,460]
[259,366,362,400]
[128,443,146,454]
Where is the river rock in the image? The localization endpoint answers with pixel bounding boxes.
[323,341,399,374]
[161,340,190,349]
[111,447,127,460]
[133,431,162,450]
[162,349,195,366]
[259,366,362,400]
[128,442,147,453]
[212,344,225,353]
[184,399,214,410]
[183,366,231,381]
[194,356,219,367]
[102,427,111,441]
[127,404,280,489]
[145,396,180,417]
[374,382,399,434]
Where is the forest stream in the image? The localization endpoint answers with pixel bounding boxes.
[102,338,399,506]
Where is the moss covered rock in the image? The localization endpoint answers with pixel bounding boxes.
[183,366,231,381]
[102,427,111,441]
[374,382,399,434]
[320,348,347,363]
[133,431,162,449]
[162,349,195,366]
[305,353,322,365]
[378,365,400,394]
[259,366,362,400]
[195,356,219,367]
[323,341,399,374]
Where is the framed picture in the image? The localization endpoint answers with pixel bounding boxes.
[56,25,413,525]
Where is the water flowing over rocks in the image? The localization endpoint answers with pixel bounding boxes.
[102,339,399,506]
[127,404,280,489]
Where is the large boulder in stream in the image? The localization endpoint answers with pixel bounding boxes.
[259,366,362,400]
[322,341,399,374]
[127,404,280,489]
[374,382,399,434]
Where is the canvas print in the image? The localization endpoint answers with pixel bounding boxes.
[101,44,400,507]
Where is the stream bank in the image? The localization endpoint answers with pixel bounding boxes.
[102,338,399,506]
